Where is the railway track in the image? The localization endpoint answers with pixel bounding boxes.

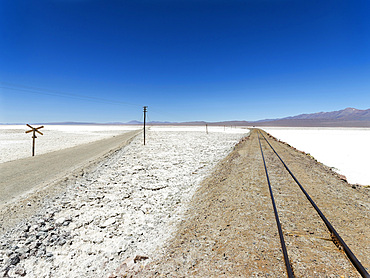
[257,129,369,278]
[122,128,369,277]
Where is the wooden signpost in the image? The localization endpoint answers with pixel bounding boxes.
[25,124,44,156]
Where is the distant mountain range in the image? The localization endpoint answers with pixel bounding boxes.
[280,107,370,121]
[171,107,370,127]
[166,107,370,127]
[248,107,370,127]
[2,108,370,127]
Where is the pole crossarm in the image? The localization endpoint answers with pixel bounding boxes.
[35,129,44,135]
[26,124,44,133]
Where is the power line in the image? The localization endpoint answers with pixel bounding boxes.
[0,82,142,107]
[1,81,180,121]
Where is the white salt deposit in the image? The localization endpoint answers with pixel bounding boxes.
[0,125,139,163]
[1,127,248,277]
[263,127,370,186]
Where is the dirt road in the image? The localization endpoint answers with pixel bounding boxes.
[128,129,369,277]
[0,130,140,232]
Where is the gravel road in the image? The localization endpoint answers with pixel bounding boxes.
[0,130,140,233]
[0,130,140,207]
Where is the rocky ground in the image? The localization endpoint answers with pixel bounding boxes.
[0,129,246,277]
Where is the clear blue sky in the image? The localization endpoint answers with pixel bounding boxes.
[1,0,369,123]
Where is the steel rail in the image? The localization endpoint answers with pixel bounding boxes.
[259,130,370,278]
[257,132,295,278]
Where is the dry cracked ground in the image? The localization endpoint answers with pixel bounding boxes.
[122,129,369,278]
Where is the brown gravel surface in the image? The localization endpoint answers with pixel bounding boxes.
[129,129,369,277]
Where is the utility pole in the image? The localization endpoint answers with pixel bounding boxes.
[143,106,148,145]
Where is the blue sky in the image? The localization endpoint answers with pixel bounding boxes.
[1,0,369,123]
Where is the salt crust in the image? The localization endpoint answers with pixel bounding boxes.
[2,128,247,277]
[263,127,370,185]
[0,125,140,164]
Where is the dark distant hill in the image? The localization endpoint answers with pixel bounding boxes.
[32,121,97,125]
[28,120,170,125]
[125,120,142,125]
[125,120,173,125]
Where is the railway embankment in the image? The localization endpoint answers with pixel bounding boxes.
[130,129,369,277]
